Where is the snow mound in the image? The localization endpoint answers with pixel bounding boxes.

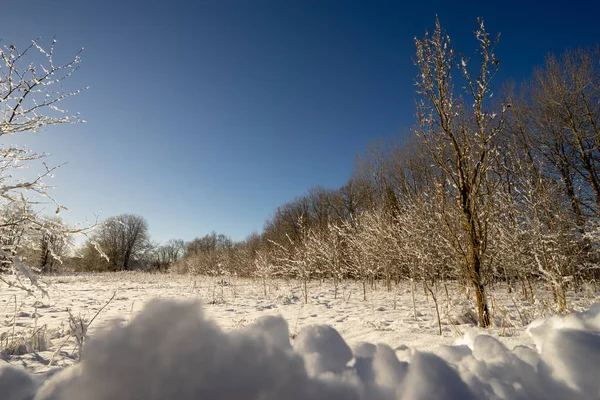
[1,300,600,399]
[0,362,37,400]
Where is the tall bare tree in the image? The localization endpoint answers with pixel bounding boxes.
[92,214,151,271]
[528,47,600,220]
[414,18,506,326]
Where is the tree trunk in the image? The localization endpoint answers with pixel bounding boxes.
[559,164,586,228]
[464,192,491,327]
[303,279,308,304]
[555,281,567,313]
[333,276,338,299]
[467,216,490,327]
[472,274,490,327]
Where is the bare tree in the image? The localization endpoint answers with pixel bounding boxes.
[527,47,600,220]
[328,177,370,222]
[185,232,232,257]
[254,248,277,297]
[0,38,86,290]
[165,239,185,263]
[91,214,151,271]
[313,221,347,298]
[154,238,185,270]
[268,216,317,303]
[414,18,506,326]
[0,39,84,213]
[38,217,70,273]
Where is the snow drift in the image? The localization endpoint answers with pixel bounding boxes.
[2,300,600,400]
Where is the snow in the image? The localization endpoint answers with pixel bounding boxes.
[1,273,600,399]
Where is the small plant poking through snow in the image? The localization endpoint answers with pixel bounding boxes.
[67,291,116,360]
[67,311,88,360]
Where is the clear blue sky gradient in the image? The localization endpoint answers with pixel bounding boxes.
[1,0,599,244]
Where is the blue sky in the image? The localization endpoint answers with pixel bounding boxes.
[1,0,600,244]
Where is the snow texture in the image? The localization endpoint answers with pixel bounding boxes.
[2,299,600,399]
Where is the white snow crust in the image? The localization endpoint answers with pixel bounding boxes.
[2,274,600,399]
[0,297,599,399]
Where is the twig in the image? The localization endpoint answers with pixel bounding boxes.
[88,291,117,327]
[48,333,72,366]
[129,301,135,322]
[69,290,117,360]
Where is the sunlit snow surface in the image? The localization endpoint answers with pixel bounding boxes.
[2,274,600,399]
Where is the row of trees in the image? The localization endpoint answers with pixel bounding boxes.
[75,216,242,274]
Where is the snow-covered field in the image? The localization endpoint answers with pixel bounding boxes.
[2,273,600,399]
